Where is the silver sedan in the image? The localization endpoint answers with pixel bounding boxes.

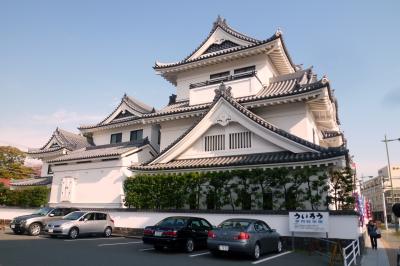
[207,218,282,260]
[44,211,114,239]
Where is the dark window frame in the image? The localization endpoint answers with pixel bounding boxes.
[210,71,230,80]
[110,133,122,144]
[130,129,143,142]
[234,65,256,75]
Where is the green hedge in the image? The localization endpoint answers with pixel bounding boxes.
[0,184,49,207]
[124,166,352,211]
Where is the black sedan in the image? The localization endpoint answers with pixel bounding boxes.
[207,218,282,260]
[142,216,213,253]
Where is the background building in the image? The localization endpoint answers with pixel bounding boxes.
[362,165,400,222]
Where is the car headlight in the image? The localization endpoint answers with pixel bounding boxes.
[60,223,70,228]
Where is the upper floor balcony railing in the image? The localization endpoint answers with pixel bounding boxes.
[189,70,257,89]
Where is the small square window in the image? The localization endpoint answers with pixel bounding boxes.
[110,133,122,144]
[130,130,143,142]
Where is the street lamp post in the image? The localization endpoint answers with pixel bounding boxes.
[382,134,400,230]
[381,176,389,230]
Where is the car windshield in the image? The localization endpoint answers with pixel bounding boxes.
[63,211,86,220]
[32,207,52,216]
[218,220,251,230]
[156,217,188,227]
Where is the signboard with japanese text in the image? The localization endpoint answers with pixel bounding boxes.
[289,211,329,233]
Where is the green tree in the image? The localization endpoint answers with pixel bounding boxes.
[328,167,355,210]
[0,183,7,205]
[0,146,34,180]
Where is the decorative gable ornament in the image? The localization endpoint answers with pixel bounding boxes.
[214,113,232,127]
[213,82,232,101]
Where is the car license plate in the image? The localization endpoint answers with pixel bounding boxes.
[154,231,163,236]
[10,224,15,229]
[48,229,53,233]
[218,245,229,251]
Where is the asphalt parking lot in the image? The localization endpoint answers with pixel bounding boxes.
[0,229,329,266]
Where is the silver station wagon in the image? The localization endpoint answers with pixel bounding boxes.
[44,211,114,239]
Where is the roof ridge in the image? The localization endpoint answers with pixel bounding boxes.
[144,83,337,166]
[156,17,266,69]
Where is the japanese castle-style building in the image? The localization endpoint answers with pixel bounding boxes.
[28,17,348,209]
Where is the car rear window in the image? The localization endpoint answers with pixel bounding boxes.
[95,213,107,220]
[156,217,188,227]
[218,220,251,230]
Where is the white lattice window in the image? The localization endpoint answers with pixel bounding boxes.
[229,131,252,149]
[204,134,225,151]
[60,177,75,202]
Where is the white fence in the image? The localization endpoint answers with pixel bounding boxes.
[0,207,361,240]
[342,238,361,266]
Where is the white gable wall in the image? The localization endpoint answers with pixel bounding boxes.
[48,147,154,208]
[188,27,252,60]
[159,118,195,151]
[178,122,284,160]
[175,54,277,102]
[252,102,314,143]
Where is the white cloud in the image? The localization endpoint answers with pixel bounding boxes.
[32,109,104,125]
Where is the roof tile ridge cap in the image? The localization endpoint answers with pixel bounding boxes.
[143,95,223,165]
[181,18,221,62]
[125,95,154,113]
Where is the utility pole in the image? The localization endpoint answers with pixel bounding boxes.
[382,134,400,231]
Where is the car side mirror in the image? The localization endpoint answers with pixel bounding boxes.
[49,213,55,217]
[84,218,89,222]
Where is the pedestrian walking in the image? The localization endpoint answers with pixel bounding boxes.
[367,220,378,249]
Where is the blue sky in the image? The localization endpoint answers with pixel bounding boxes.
[1,0,399,177]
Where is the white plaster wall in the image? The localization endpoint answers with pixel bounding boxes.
[189,76,261,105]
[178,122,283,159]
[175,54,276,101]
[159,118,195,151]
[252,102,311,142]
[0,208,360,240]
[91,124,156,147]
[48,148,153,209]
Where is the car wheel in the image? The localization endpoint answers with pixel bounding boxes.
[104,227,112,237]
[184,238,194,253]
[276,240,282,253]
[28,223,41,236]
[69,227,79,239]
[251,243,261,260]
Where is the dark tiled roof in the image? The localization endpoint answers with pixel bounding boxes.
[154,34,279,70]
[47,139,150,163]
[79,94,154,130]
[131,149,347,171]
[143,83,338,167]
[28,128,91,154]
[181,16,261,62]
[145,75,327,120]
[10,176,53,187]
[322,131,342,139]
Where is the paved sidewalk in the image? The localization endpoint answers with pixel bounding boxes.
[380,229,400,266]
[361,233,390,266]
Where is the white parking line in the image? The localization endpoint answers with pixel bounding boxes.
[64,237,124,242]
[189,252,210,257]
[252,251,293,264]
[139,248,155,251]
[98,241,142,247]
